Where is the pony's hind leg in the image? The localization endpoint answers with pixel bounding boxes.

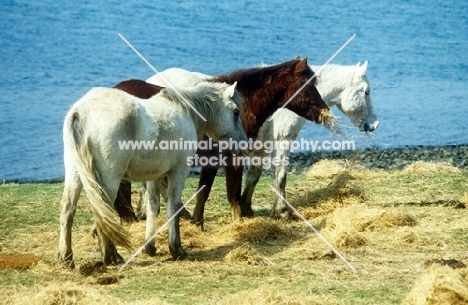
[93,176,126,265]
[142,180,161,257]
[58,170,82,269]
[114,180,138,222]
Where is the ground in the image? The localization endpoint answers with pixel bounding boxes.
[1,160,468,304]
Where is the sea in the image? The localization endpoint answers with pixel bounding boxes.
[1,0,467,182]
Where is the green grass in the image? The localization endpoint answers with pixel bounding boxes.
[1,164,468,304]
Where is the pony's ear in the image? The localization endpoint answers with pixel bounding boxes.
[224,82,237,99]
[358,61,368,75]
[293,56,300,60]
[356,62,361,67]
[295,57,308,73]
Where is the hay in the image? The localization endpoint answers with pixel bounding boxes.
[402,264,468,305]
[327,204,417,233]
[217,287,340,305]
[306,159,348,179]
[224,244,273,266]
[2,282,169,305]
[216,218,293,243]
[295,171,365,212]
[402,161,461,174]
[323,204,418,249]
[329,229,369,249]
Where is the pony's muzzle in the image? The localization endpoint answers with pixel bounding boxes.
[363,120,380,132]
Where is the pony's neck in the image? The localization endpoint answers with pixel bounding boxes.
[310,65,355,108]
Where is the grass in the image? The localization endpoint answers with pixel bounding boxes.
[1,160,468,304]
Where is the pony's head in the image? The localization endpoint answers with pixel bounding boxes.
[162,81,247,154]
[206,82,247,154]
[336,61,379,132]
[282,57,331,126]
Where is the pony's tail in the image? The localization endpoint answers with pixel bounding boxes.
[64,110,132,251]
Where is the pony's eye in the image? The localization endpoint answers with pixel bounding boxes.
[365,89,370,95]
[234,109,240,117]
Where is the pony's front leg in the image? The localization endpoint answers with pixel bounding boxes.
[240,164,263,214]
[225,163,250,219]
[142,180,161,257]
[58,171,82,269]
[191,167,218,229]
[271,152,293,219]
[166,172,188,260]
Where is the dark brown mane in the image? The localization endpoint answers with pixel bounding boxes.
[214,59,316,88]
[113,79,163,99]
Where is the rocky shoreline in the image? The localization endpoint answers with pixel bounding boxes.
[286,144,468,174]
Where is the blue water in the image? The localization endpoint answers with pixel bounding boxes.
[1,0,467,182]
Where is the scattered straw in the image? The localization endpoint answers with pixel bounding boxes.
[218,287,340,305]
[2,282,168,305]
[402,264,468,305]
[402,161,461,174]
[224,244,273,266]
[216,218,293,243]
[327,204,417,233]
[328,229,369,249]
[295,170,365,214]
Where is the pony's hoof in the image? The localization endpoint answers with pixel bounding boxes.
[271,209,292,220]
[190,217,205,230]
[241,207,254,217]
[103,252,124,266]
[179,207,192,220]
[143,244,157,257]
[136,211,147,221]
[59,259,75,270]
[170,247,187,261]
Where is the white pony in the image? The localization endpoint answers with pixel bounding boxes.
[242,62,379,218]
[146,62,378,219]
[58,81,246,266]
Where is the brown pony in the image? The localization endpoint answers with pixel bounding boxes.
[112,58,332,228]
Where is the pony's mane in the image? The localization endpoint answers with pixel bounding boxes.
[213,59,317,88]
[160,82,242,130]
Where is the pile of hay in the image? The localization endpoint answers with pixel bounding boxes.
[324,204,418,249]
[402,264,468,305]
[224,244,273,266]
[216,217,294,243]
[296,170,365,218]
[306,159,349,179]
[402,161,461,174]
